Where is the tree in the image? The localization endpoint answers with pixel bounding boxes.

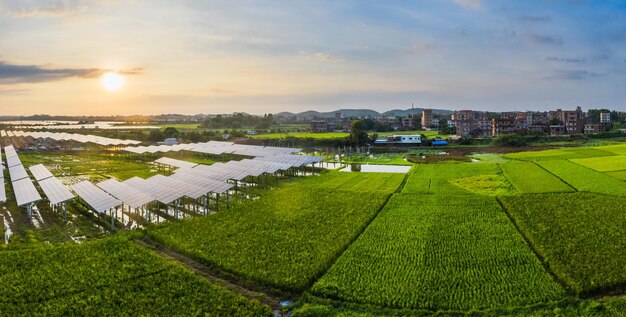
[163,127,180,139]
[349,120,369,146]
[147,129,163,142]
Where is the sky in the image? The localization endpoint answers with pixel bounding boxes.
[0,0,625,116]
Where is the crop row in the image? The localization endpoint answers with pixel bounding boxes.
[0,236,272,316]
[499,161,575,193]
[538,160,626,196]
[500,193,626,296]
[148,172,398,292]
[311,194,565,310]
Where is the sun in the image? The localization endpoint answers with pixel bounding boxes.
[100,72,125,92]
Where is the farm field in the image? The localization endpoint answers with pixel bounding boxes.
[311,194,565,310]
[504,147,614,161]
[251,131,350,139]
[402,162,514,195]
[148,172,403,292]
[571,155,626,172]
[0,236,272,316]
[538,160,626,196]
[500,193,626,296]
[606,170,626,181]
[499,161,575,193]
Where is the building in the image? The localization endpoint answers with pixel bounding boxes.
[310,120,330,133]
[374,135,422,145]
[549,107,585,135]
[600,112,611,123]
[401,117,414,130]
[421,109,433,129]
[492,115,516,137]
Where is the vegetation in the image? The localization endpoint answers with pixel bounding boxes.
[571,155,626,172]
[538,160,626,196]
[500,193,626,296]
[311,194,565,310]
[499,161,575,193]
[148,172,403,292]
[402,162,510,195]
[0,236,272,316]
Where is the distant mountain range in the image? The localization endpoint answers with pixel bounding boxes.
[275,108,454,120]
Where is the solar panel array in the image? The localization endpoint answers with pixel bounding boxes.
[123,141,301,157]
[38,177,75,205]
[28,164,54,181]
[12,178,42,207]
[70,181,121,213]
[96,179,154,209]
[154,157,198,169]
[9,164,29,182]
[4,130,140,146]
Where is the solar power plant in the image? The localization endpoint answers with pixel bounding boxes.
[96,179,154,209]
[28,164,54,181]
[9,164,29,182]
[121,176,146,188]
[0,130,6,137]
[38,177,75,205]
[122,141,301,157]
[169,172,234,194]
[70,181,122,214]
[12,178,42,206]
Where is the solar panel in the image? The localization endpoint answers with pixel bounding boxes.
[70,181,121,213]
[29,164,54,181]
[38,177,74,205]
[154,157,198,169]
[9,164,29,182]
[0,180,6,203]
[6,155,21,168]
[8,131,140,146]
[96,179,154,209]
[12,178,41,206]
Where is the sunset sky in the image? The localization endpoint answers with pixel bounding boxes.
[1,0,625,115]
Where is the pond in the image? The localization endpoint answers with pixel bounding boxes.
[339,164,411,173]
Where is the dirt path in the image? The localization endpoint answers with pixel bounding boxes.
[135,238,284,311]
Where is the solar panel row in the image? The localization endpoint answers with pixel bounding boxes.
[154,157,198,169]
[5,131,140,146]
[123,140,301,157]
[70,181,121,214]
[38,177,74,205]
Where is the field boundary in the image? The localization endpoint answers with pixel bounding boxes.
[495,196,570,295]
[135,238,283,310]
[531,161,578,192]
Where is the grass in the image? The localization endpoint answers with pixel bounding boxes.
[606,170,626,181]
[571,155,626,172]
[311,194,565,310]
[500,193,626,296]
[504,147,615,161]
[500,161,575,193]
[148,172,403,292]
[0,235,272,316]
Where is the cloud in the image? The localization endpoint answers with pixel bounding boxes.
[520,15,551,22]
[545,69,598,80]
[300,51,343,62]
[0,0,120,17]
[0,61,142,84]
[528,34,563,45]
[451,0,481,9]
[545,56,586,63]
